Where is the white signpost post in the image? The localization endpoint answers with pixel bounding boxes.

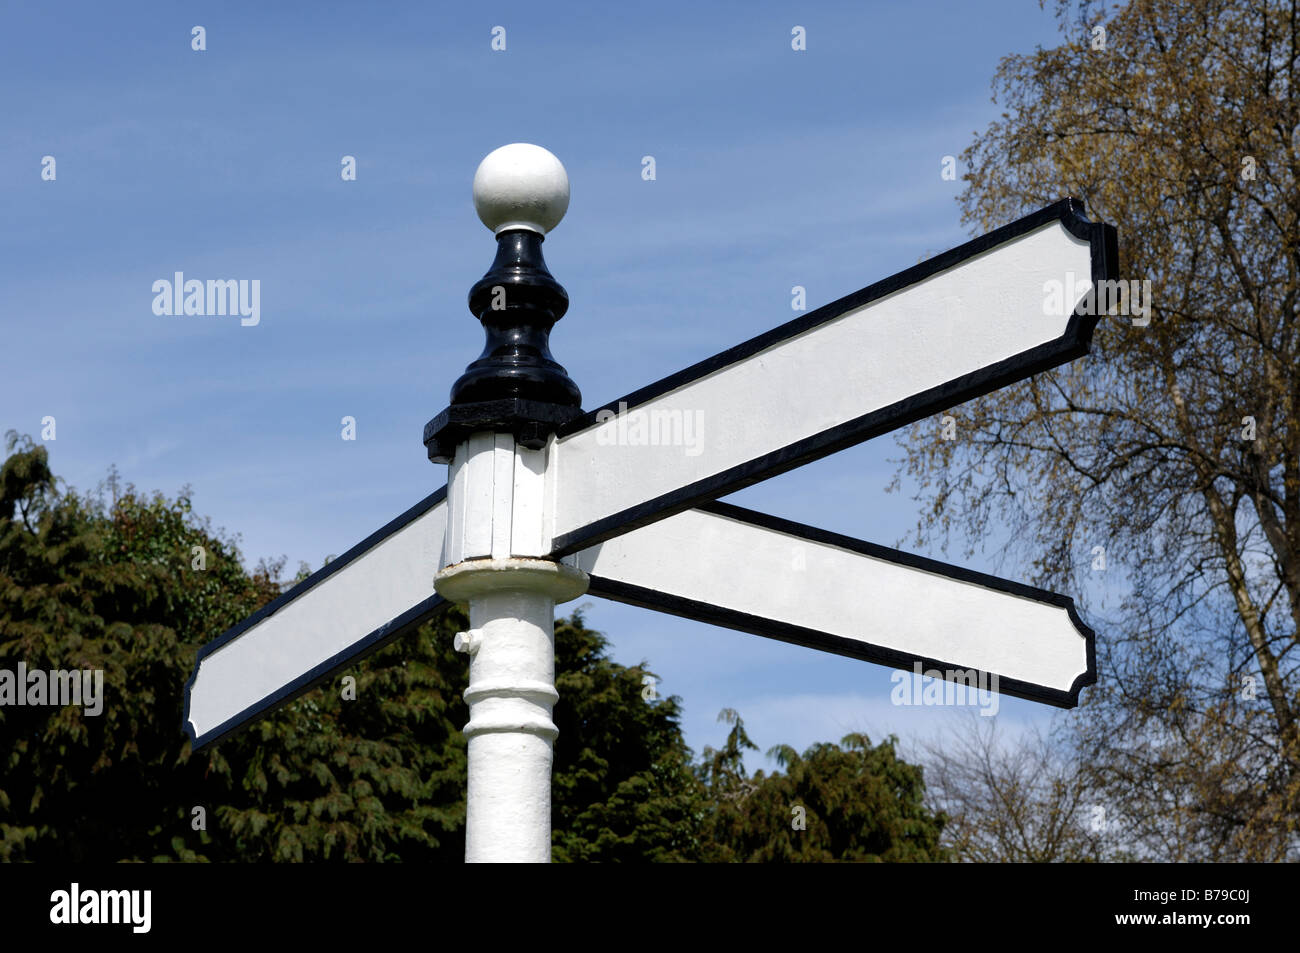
[185,143,1117,862]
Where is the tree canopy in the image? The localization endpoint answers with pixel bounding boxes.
[896,0,1300,860]
[1,433,944,862]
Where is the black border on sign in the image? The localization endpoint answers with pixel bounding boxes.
[551,198,1119,556]
[183,488,451,750]
[585,500,1098,708]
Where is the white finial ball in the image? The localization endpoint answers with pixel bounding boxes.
[472,143,570,235]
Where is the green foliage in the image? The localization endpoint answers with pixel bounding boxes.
[203,614,472,862]
[0,432,275,861]
[0,433,943,862]
[699,711,947,862]
[0,432,704,862]
[551,611,705,862]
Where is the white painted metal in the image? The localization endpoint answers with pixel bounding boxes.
[186,498,447,742]
[437,434,588,863]
[568,507,1091,697]
[510,441,548,556]
[440,431,551,565]
[184,147,1108,869]
[437,558,587,863]
[472,143,570,235]
[550,219,1094,546]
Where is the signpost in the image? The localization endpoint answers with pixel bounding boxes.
[184,142,1117,863]
[184,491,448,749]
[573,502,1094,708]
[548,199,1115,555]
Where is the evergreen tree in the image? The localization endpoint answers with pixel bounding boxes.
[699,710,947,862]
[1,433,942,862]
[0,432,705,861]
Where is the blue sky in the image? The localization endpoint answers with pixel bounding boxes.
[1,1,1083,768]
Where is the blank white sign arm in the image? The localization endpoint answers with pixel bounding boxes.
[549,200,1118,555]
[184,490,450,748]
[570,502,1095,706]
